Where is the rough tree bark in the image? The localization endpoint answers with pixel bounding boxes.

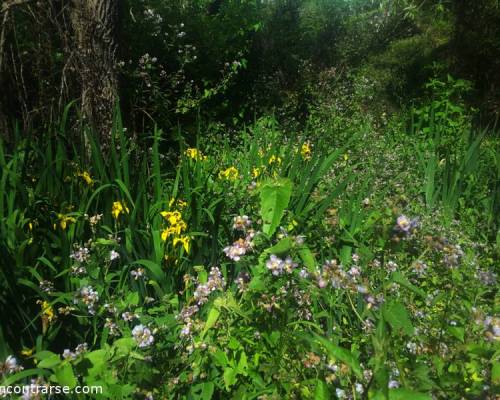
[70,0,119,146]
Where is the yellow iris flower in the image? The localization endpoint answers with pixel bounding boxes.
[268,155,282,166]
[173,236,191,253]
[77,171,94,186]
[112,201,129,219]
[185,148,207,161]
[218,166,239,180]
[57,213,76,230]
[301,142,312,160]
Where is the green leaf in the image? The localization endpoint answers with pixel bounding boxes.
[54,362,77,388]
[202,306,220,337]
[314,379,329,400]
[492,361,500,385]
[259,179,292,237]
[36,352,61,369]
[382,301,414,336]
[35,350,59,361]
[190,382,215,400]
[212,350,229,367]
[447,326,465,342]
[1,368,50,386]
[126,291,139,306]
[112,338,135,357]
[223,367,237,390]
[237,352,248,375]
[248,275,266,292]
[265,237,293,255]
[298,246,316,271]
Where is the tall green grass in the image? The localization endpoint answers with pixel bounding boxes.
[412,106,498,230]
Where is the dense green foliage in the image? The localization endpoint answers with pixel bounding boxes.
[0,1,499,399]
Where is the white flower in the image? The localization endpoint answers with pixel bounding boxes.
[406,342,417,354]
[110,250,120,261]
[299,269,309,279]
[132,325,154,348]
[70,247,90,263]
[75,286,99,314]
[75,343,88,355]
[62,349,76,360]
[131,268,145,280]
[232,215,252,231]
[223,238,251,261]
[388,380,400,389]
[335,388,346,399]
[266,255,285,276]
[122,312,138,321]
[386,261,398,272]
[4,356,22,374]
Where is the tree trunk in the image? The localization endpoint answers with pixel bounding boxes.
[71,0,119,146]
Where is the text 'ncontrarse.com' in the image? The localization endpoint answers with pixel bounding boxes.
[0,384,103,396]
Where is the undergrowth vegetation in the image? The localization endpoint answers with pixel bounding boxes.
[1,74,499,399]
[0,1,499,399]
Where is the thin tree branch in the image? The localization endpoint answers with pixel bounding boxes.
[1,0,35,14]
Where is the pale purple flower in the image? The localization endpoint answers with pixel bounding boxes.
[394,215,419,236]
[131,268,145,280]
[132,325,154,348]
[266,255,285,276]
[388,380,400,389]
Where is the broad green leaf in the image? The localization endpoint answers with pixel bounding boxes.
[298,246,316,271]
[112,338,135,357]
[190,382,215,400]
[202,306,220,337]
[223,367,237,390]
[37,353,61,369]
[259,179,292,237]
[80,349,108,377]
[35,350,59,361]
[265,237,293,255]
[212,350,229,367]
[126,291,139,306]
[382,301,414,336]
[492,361,500,385]
[237,352,248,375]
[54,362,77,388]
[314,379,329,400]
[447,326,465,342]
[248,275,266,292]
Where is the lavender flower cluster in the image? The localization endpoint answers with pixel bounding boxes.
[73,285,99,315]
[178,267,226,338]
[223,215,257,261]
[265,254,298,276]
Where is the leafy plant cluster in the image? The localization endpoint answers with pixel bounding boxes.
[0,1,499,399]
[1,87,498,399]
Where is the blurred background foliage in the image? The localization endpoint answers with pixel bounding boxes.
[0,0,499,140]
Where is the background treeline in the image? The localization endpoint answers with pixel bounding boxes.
[0,0,499,141]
